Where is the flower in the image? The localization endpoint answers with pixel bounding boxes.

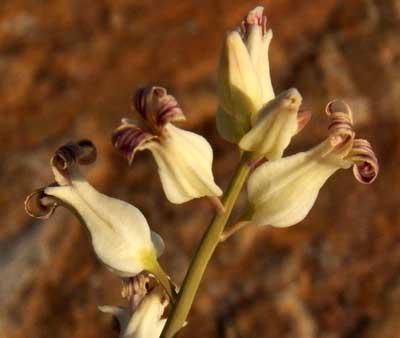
[25,140,165,278]
[217,6,308,159]
[99,277,168,338]
[217,6,272,135]
[239,88,309,160]
[112,86,222,204]
[247,100,379,227]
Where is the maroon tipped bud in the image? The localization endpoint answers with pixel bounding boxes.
[241,6,268,37]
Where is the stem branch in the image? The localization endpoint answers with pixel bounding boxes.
[219,220,250,242]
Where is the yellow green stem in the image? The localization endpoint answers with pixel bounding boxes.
[219,220,250,242]
[161,152,252,338]
[148,258,177,303]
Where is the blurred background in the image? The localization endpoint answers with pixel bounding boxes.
[0,0,398,337]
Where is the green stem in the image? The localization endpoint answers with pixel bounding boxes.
[161,152,252,338]
[219,220,250,242]
[220,208,253,242]
[149,259,177,303]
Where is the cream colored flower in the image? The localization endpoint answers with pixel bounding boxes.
[247,101,379,227]
[217,7,308,159]
[113,86,222,204]
[217,6,272,135]
[99,284,168,338]
[25,140,164,278]
[239,88,308,160]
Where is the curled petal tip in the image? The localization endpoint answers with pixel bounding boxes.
[133,86,185,129]
[283,88,302,107]
[325,100,355,151]
[133,87,151,120]
[52,140,97,171]
[242,6,268,36]
[75,139,97,165]
[25,188,58,219]
[326,99,354,123]
[246,6,265,24]
[112,123,159,164]
[350,139,379,184]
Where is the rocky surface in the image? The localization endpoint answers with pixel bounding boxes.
[1,0,399,337]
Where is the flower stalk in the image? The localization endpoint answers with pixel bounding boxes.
[161,152,253,338]
[219,220,251,242]
[146,256,177,303]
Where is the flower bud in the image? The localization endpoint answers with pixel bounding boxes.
[113,87,222,204]
[243,6,275,103]
[216,6,275,142]
[247,101,379,227]
[239,88,304,160]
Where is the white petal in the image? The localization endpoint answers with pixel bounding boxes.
[45,174,160,277]
[245,11,274,103]
[248,141,348,227]
[239,88,302,160]
[218,31,263,121]
[254,30,274,103]
[149,124,222,204]
[98,306,130,335]
[216,105,250,143]
[124,287,167,338]
[151,231,165,258]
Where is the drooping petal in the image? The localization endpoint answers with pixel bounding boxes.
[217,30,263,123]
[239,88,303,160]
[148,124,222,204]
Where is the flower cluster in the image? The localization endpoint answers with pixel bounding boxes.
[24,5,379,338]
[246,100,378,227]
[216,6,378,227]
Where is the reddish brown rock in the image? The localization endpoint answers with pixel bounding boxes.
[1,1,399,337]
